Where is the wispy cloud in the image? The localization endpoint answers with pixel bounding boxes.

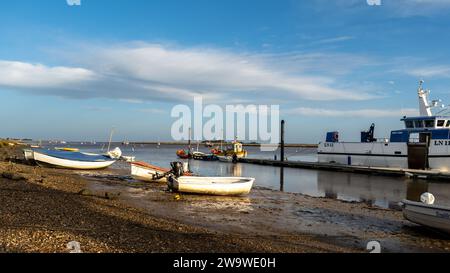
[0,43,377,103]
[287,107,419,118]
[407,65,450,78]
[314,36,354,45]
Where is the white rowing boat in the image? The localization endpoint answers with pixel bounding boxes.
[401,199,450,234]
[32,149,118,170]
[131,161,170,182]
[168,176,255,196]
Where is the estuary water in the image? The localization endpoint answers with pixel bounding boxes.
[51,143,450,209]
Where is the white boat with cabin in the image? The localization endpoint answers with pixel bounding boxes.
[318,81,450,172]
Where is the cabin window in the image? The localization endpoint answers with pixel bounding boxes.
[424,120,435,128]
[437,120,446,127]
[405,120,414,128]
[446,120,450,127]
[414,120,423,128]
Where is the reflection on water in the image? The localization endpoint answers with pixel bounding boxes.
[50,143,450,209]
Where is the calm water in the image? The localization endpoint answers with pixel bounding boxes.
[46,143,450,209]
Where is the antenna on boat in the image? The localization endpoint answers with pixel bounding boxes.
[418,80,433,117]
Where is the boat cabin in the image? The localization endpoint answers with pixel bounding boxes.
[390,116,450,143]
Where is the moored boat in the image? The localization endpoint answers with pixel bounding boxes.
[167,176,255,196]
[318,81,450,172]
[212,140,248,158]
[192,151,218,161]
[32,148,119,170]
[176,149,191,159]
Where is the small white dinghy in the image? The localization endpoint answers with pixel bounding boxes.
[131,162,171,182]
[168,176,255,196]
[401,193,450,234]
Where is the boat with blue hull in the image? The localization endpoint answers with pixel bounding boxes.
[30,148,120,170]
[318,81,450,172]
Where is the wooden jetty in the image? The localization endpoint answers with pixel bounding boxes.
[238,158,450,182]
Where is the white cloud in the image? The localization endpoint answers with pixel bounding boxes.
[407,65,450,78]
[0,43,377,103]
[0,61,95,88]
[287,107,419,118]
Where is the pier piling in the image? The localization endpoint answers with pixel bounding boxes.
[281,120,285,162]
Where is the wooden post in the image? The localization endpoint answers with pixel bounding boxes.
[281,120,285,162]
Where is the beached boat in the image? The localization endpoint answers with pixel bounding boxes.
[32,148,119,170]
[318,81,450,172]
[55,147,80,152]
[131,161,192,182]
[131,161,171,182]
[401,199,450,234]
[167,176,255,196]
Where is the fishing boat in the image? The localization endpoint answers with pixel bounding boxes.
[212,140,248,158]
[131,161,192,182]
[168,176,255,196]
[401,195,450,234]
[318,81,450,172]
[32,148,120,170]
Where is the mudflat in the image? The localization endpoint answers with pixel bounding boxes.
[0,146,449,253]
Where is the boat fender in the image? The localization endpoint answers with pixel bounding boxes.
[420,192,435,205]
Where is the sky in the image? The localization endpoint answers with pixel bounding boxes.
[1,0,450,143]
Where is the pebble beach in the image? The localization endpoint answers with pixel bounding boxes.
[1,144,450,253]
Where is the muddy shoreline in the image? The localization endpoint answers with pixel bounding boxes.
[1,146,449,253]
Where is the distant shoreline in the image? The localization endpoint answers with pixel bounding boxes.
[129,142,319,148]
[8,139,318,148]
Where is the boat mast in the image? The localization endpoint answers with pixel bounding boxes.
[188,127,192,152]
[418,80,433,117]
[107,127,115,152]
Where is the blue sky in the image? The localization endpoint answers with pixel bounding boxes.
[1,0,450,143]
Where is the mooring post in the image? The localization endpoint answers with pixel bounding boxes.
[281,120,285,162]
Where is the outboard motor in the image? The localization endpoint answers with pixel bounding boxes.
[170,161,184,178]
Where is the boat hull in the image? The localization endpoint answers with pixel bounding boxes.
[168,176,255,196]
[402,200,450,234]
[33,151,115,170]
